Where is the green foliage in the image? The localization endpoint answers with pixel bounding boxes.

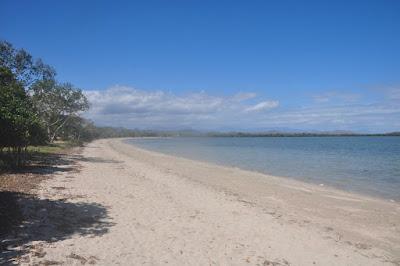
[0,67,44,149]
[0,67,47,167]
[27,141,76,154]
[0,40,89,167]
[0,40,56,87]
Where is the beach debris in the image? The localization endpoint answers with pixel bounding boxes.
[67,253,87,264]
[67,253,99,265]
[29,243,47,258]
[38,260,62,265]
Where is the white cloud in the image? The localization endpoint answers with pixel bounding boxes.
[387,87,400,100]
[86,87,224,116]
[248,103,400,132]
[231,92,257,102]
[84,86,278,129]
[245,101,279,112]
[313,91,361,103]
[83,85,400,132]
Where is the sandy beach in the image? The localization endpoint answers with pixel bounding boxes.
[18,138,400,265]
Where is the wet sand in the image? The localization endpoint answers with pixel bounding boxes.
[22,138,400,265]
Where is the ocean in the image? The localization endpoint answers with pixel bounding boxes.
[125,136,400,200]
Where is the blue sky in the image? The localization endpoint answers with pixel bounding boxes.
[2,0,400,132]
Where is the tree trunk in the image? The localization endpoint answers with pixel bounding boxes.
[47,124,52,142]
[49,116,71,142]
[16,146,21,167]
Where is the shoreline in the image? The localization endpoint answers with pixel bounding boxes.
[124,136,400,202]
[123,137,398,203]
[19,138,400,265]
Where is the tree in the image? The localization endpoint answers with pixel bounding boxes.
[1,39,92,167]
[1,40,89,144]
[60,117,100,143]
[31,80,89,142]
[0,41,55,88]
[0,67,45,166]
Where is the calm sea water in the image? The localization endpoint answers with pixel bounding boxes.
[126,137,400,200]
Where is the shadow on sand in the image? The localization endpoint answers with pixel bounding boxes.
[75,156,123,164]
[2,153,122,176]
[0,191,113,265]
[0,151,116,265]
[1,151,84,177]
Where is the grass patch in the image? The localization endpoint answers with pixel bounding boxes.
[27,141,80,154]
[1,141,82,170]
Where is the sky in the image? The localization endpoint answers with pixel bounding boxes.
[2,0,400,132]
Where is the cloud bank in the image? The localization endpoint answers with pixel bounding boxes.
[84,86,400,132]
[84,86,279,130]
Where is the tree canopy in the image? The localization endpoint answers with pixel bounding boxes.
[0,41,56,87]
[31,80,89,142]
[0,40,91,167]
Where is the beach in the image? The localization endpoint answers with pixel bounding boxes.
[20,138,400,265]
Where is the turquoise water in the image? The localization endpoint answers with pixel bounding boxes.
[126,137,400,200]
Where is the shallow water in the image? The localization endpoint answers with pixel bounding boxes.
[126,136,400,200]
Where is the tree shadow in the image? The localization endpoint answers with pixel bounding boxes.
[0,191,113,265]
[75,156,123,164]
[1,152,79,176]
[1,152,124,176]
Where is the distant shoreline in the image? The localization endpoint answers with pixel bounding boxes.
[87,125,400,138]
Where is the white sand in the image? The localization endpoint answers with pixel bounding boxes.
[23,138,400,265]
